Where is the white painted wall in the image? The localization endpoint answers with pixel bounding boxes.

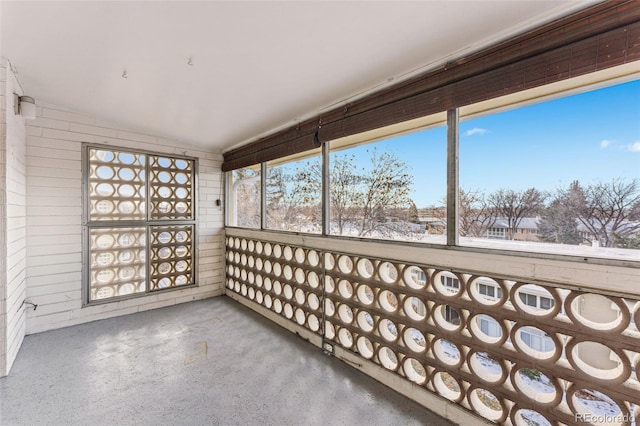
[0,58,28,376]
[24,102,225,334]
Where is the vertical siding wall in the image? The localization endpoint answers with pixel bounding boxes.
[0,59,28,377]
[0,61,5,377]
[25,102,225,334]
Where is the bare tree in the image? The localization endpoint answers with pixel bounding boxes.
[264,150,415,235]
[299,153,360,235]
[265,161,321,231]
[357,149,414,237]
[568,179,640,247]
[434,188,497,237]
[231,168,261,227]
[460,189,498,237]
[488,188,546,240]
[294,149,415,237]
[328,158,355,234]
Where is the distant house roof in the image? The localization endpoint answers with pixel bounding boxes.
[575,219,640,234]
[417,216,640,234]
[417,217,446,227]
[487,217,640,234]
[490,217,541,230]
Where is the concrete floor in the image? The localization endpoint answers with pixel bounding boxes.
[0,297,455,426]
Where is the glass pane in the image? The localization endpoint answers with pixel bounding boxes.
[149,225,195,290]
[519,293,538,307]
[540,297,554,310]
[459,80,640,260]
[443,276,459,289]
[330,124,446,243]
[480,285,495,298]
[89,227,146,301]
[88,148,146,221]
[149,155,195,220]
[227,166,261,228]
[266,152,321,233]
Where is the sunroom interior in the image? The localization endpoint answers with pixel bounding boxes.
[1,1,639,425]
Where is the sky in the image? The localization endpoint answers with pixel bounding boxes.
[335,79,640,208]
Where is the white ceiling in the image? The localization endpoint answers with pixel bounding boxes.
[1,1,597,152]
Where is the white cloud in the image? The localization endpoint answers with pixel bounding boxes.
[465,127,488,137]
[625,141,640,152]
[600,139,614,149]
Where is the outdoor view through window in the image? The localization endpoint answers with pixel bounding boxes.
[458,79,639,258]
[228,166,260,228]
[227,79,639,260]
[328,125,446,241]
[266,153,322,234]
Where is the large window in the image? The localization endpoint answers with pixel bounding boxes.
[84,146,197,303]
[459,80,640,258]
[223,79,639,262]
[266,153,321,233]
[329,124,446,243]
[227,166,260,228]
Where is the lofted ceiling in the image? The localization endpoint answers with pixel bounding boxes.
[1,1,598,152]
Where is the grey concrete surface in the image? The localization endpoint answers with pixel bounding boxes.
[0,297,455,426]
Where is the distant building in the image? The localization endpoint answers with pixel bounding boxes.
[485,217,541,241]
[417,216,446,235]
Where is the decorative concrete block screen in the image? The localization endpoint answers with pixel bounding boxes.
[86,146,196,301]
[225,236,639,425]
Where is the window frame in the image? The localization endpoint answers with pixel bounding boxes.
[518,291,555,310]
[443,305,461,325]
[519,293,538,308]
[82,143,199,305]
[519,327,554,352]
[442,276,460,290]
[226,166,261,229]
[540,296,554,310]
[478,283,502,299]
[224,72,639,268]
[442,276,460,291]
[264,154,323,234]
[479,315,501,338]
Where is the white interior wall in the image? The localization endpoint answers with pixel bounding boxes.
[0,58,28,377]
[0,62,5,378]
[0,59,7,377]
[24,101,225,334]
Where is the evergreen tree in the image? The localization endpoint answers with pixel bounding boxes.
[538,199,582,244]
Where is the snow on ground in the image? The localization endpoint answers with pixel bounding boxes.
[409,328,426,346]
[476,352,502,375]
[459,236,639,261]
[326,223,640,261]
[575,389,621,416]
[432,344,635,425]
[440,339,460,360]
[518,409,551,426]
[518,370,555,394]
